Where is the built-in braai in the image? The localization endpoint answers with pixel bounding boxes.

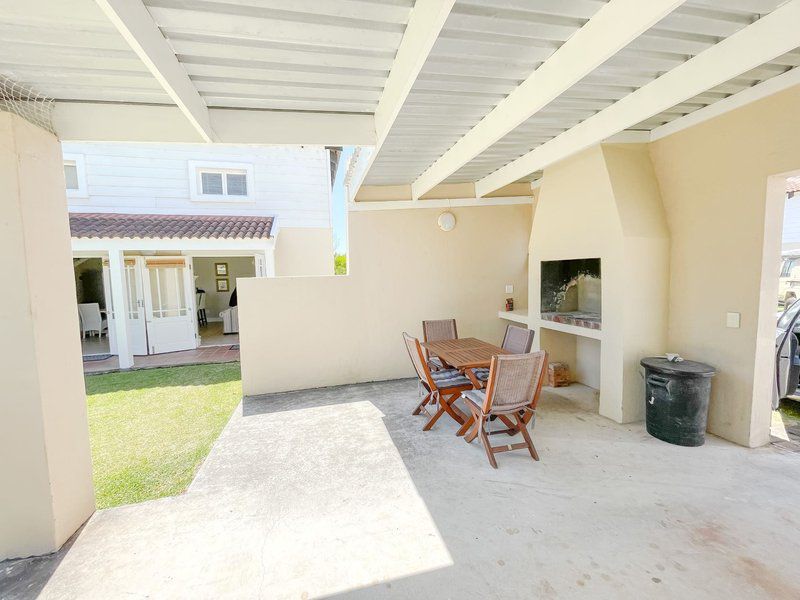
[541,258,601,330]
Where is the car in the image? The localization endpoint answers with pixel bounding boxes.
[775,300,800,406]
[778,254,800,306]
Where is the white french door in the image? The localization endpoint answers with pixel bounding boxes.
[102,257,148,356]
[141,256,198,354]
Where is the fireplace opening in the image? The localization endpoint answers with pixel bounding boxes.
[541,258,601,330]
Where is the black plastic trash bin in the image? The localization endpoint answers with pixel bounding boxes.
[640,357,716,447]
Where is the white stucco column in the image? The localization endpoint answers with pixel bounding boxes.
[108,249,134,369]
[0,112,95,560]
[265,247,276,277]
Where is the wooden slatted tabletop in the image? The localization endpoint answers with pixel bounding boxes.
[422,337,508,369]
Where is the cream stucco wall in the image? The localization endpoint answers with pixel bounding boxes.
[530,144,670,423]
[274,227,334,277]
[650,84,800,447]
[239,205,531,396]
[0,112,95,560]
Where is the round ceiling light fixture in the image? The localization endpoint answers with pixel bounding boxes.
[437,211,456,232]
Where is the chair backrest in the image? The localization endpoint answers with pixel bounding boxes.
[77,303,102,331]
[422,319,457,343]
[197,292,206,309]
[402,332,434,388]
[501,325,535,354]
[484,351,548,414]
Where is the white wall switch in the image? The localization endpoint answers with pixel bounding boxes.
[726,312,741,328]
[505,284,514,294]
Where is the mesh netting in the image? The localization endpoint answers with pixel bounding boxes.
[0,75,55,134]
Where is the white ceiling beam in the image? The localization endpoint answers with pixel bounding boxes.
[410,0,685,199]
[350,0,455,201]
[54,103,376,146]
[649,66,800,141]
[476,0,800,198]
[348,196,532,212]
[94,0,218,143]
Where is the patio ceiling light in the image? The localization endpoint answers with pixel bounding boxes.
[437,211,456,232]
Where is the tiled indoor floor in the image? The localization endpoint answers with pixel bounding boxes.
[199,321,239,347]
[83,346,239,374]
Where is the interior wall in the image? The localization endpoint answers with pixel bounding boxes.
[0,112,95,559]
[73,258,104,308]
[274,227,334,277]
[193,256,255,319]
[649,84,800,447]
[239,205,531,396]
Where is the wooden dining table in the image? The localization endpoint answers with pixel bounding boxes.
[421,337,508,371]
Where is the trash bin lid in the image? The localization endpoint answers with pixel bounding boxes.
[640,357,716,378]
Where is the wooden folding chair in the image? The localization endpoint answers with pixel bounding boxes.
[469,324,535,388]
[459,351,548,468]
[402,332,473,430]
[422,318,457,371]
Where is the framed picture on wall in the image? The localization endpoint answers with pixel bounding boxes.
[216,278,229,292]
[215,262,228,276]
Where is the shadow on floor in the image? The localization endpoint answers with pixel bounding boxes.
[0,527,80,599]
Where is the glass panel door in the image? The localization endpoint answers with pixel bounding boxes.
[142,257,197,354]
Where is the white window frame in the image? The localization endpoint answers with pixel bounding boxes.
[188,160,254,202]
[63,153,87,198]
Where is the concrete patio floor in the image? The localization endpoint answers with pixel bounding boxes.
[3,379,800,599]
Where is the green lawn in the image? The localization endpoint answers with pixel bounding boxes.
[86,363,242,509]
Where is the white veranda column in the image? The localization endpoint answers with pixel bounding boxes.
[265,247,276,277]
[108,249,134,369]
[0,111,95,560]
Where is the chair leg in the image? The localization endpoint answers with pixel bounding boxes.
[515,414,540,461]
[477,417,498,468]
[456,415,474,437]
[439,391,467,425]
[422,404,445,431]
[413,392,432,416]
[465,417,481,443]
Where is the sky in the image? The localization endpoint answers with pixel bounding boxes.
[331,146,354,255]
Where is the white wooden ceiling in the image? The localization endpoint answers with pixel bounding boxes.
[0,0,798,196]
[0,0,169,103]
[143,0,413,114]
[365,0,797,187]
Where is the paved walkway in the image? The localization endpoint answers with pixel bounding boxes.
[83,345,239,374]
[3,381,800,599]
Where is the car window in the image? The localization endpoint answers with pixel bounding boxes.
[778,299,800,329]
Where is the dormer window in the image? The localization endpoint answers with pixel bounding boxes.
[63,153,87,197]
[189,161,254,202]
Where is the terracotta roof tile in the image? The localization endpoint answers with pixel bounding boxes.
[69,213,274,240]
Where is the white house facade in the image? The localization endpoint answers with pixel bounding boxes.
[65,142,339,367]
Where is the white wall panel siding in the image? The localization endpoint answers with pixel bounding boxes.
[63,143,332,229]
[783,197,800,250]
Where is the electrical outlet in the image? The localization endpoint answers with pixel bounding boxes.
[505,284,514,294]
[726,312,741,328]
